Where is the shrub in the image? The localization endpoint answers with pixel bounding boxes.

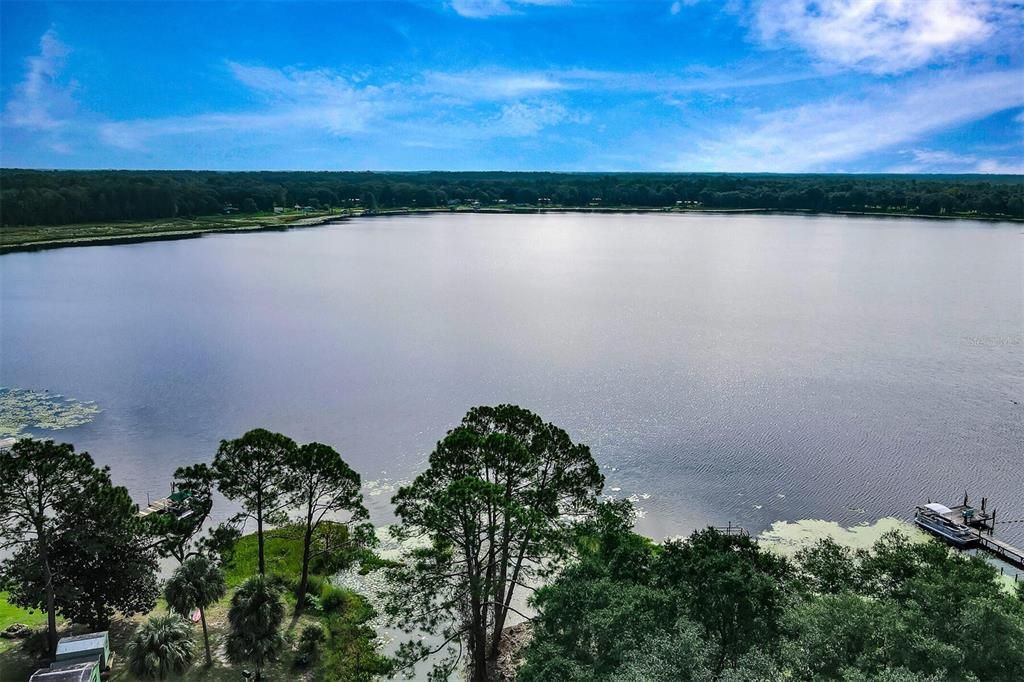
[225,575,285,678]
[320,584,352,614]
[294,622,326,667]
[304,594,323,614]
[267,573,291,593]
[126,613,196,679]
[303,574,327,599]
[318,614,391,681]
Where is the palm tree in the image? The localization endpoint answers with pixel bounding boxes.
[126,613,195,679]
[225,574,285,681]
[164,554,227,666]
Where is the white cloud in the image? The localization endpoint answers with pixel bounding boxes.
[393,99,585,149]
[491,101,577,135]
[755,0,1020,74]
[96,62,587,152]
[670,0,702,14]
[100,63,392,150]
[668,70,1024,171]
[3,28,79,153]
[421,70,569,99]
[449,0,568,19]
[974,159,1024,173]
[889,148,1024,174]
[420,66,819,102]
[910,148,977,166]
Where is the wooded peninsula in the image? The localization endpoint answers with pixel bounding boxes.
[2,170,1022,250]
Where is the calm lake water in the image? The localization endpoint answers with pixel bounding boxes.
[2,213,1022,542]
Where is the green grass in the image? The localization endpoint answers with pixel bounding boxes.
[0,209,337,249]
[221,522,354,589]
[0,592,49,673]
[0,591,48,631]
[1,523,387,681]
[0,591,50,656]
[222,525,307,588]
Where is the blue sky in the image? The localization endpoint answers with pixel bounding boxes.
[2,0,1022,172]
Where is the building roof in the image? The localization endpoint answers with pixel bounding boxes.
[30,662,98,682]
[55,631,108,656]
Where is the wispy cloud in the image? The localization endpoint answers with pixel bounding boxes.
[755,0,1021,74]
[448,0,568,19]
[669,0,701,15]
[668,70,1024,171]
[490,100,583,135]
[100,62,395,150]
[974,159,1024,174]
[97,61,593,152]
[97,59,826,152]
[392,99,587,149]
[420,65,820,101]
[5,7,1020,172]
[421,70,569,100]
[2,29,78,153]
[889,148,1024,174]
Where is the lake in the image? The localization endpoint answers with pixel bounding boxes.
[2,212,1022,543]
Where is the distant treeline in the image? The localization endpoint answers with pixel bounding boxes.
[2,169,1022,226]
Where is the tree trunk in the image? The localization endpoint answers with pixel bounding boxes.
[38,534,57,657]
[44,573,57,657]
[256,499,265,576]
[470,604,488,682]
[296,521,314,611]
[200,606,212,666]
[255,483,266,576]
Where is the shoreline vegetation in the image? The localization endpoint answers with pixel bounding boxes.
[2,169,1021,252]
[3,408,1024,681]
[3,204,1022,253]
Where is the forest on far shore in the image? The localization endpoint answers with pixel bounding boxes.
[2,169,1022,226]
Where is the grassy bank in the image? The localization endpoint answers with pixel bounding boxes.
[0,592,50,657]
[0,209,339,252]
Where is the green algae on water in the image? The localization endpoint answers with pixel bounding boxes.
[0,387,101,438]
[758,517,928,558]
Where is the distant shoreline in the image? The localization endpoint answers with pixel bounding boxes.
[2,206,1020,254]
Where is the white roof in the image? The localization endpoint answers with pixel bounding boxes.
[924,503,953,515]
[30,663,97,682]
[56,632,107,656]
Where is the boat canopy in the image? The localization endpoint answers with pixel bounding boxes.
[923,503,953,515]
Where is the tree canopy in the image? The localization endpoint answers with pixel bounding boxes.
[213,428,296,575]
[225,574,286,681]
[519,505,1024,682]
[284,441,371,612]
[1,170,1020,226]
[144,463,215,563]
[165,554,226,667]
[0,439,159,652]
[387,404,604,681]
[127,613,196,680]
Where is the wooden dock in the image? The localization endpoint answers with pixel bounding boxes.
[136,488,196,520]
[137,496,175,517]
[917,494,1024,570]
[973,532,1024,570]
